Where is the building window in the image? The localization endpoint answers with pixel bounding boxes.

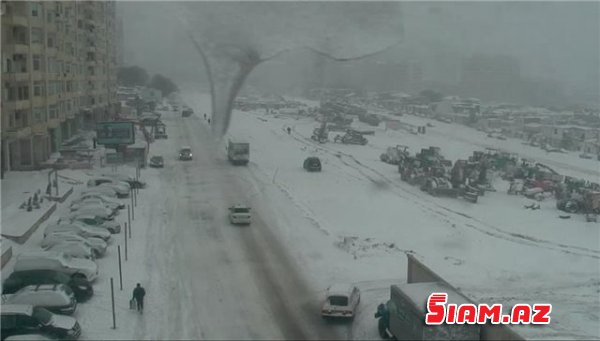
[33,107,46,123]
[17,85,29,101]
[12,27,28,45]
[33,81,44,96]
[32,55,41,71]
[48,105,58,119]
[47,34,55,48]
[31,3,40,16]
[46,10,53,23]
[31,27,43,44]
[13,54,27,72]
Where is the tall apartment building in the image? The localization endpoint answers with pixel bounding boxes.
[1,1,119,172]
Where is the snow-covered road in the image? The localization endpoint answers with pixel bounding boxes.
[130,111,344,339]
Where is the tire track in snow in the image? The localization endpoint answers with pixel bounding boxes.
[278,124,600,260]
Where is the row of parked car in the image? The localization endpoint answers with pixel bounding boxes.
[1,174,145,340]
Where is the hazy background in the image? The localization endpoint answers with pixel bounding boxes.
[119,1,599,108]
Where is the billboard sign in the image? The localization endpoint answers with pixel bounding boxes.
[96,122,135,145]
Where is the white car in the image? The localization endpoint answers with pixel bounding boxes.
[228,205,251,225]
[76,193,124,208]
[64,206,116,221]
[81,187,118,198]
[44,242,95,261]
[70,198,121,212]
[64,214,121,234]
[44,223,111,241]
[97,182,130,198]
[321,283,361,319]
[100,173,146,189]
[14,252,99,282]
[4,284,78,315]
[41,233,107,257]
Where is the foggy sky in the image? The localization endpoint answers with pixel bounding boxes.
[120,1,599,105]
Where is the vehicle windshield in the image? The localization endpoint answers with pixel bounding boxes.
[32,307,53,325]
[328,296,348,306]
[232,208,250,214]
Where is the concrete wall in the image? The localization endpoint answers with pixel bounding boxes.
[406,254,525,341]
[1,203,57,245]
[1,245,13,269]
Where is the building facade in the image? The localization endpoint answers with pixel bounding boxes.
[1,1,119,172]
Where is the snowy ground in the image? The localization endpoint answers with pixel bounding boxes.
[2,91,598,340]
[183,91,599,340]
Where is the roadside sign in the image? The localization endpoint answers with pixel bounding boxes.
[96,122,135,145]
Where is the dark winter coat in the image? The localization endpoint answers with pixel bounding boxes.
[133,287,146,300]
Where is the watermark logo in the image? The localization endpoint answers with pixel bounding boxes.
[425,293,551,325]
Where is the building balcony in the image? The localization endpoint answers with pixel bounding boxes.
[3,72,30,82]
[47,118,61,129]
[31,122,48,135]
[2,14,28,27]
[3,126,32,140]
[15,99,31,111]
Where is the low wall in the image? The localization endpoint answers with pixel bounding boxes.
[1,203,57,244]
[406,254,525,341]
[1,246,13,269]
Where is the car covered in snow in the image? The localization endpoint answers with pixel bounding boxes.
[62,214,121,234]
[2,270,93,302]
[76,193,124,208]
[179,146,193,161]
[44,242,95,261]
[41,233,107,258]
[13,252,99,283]
[64,205,116,221]
[70,198,121,212]
[0,305,81,340]
[4,333,58,340]
[44,223,111,242]
[81,187,118,198]
[99,174,146,189]
[149,155,164,168]
[321,283,361,319]
[303,157,322,172]
[4,284,78,315]
[96,182,130,198]
[228,205,251,225]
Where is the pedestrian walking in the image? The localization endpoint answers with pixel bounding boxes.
[132,283,146,313]
[287,127,291,135]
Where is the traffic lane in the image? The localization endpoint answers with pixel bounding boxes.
[181,116,344,340]
[161,114,286,339]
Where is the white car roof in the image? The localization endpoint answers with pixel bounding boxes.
[327,283,354,296]
[180,146,191,150]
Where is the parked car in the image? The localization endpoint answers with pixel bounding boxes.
[13,252,98,282]
[2,270,93,302]
[179,146,193,161]
[62,214,121,234]
[81,187,118,198]
[44,242,95,261]
[44,223,111,241]
[76,193,123,208]
[99,174,146,189]
[228,205,251,225]
[70,198,120,213]
[321,283,361,319]
[87,177,131,190]
[4,333,57,340]
[64,205,116,221]
[69,202,118,216]
[4,284,78,315]
[149,156,164,168]
[41,233,107,258]
[1,305,81,340]
[97,182,130,198]
[303,157,322,172]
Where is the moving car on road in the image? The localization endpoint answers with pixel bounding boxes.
[321,283,361,320]
[303,157,322,172]
[228,205,251,225]
[150,155,164,168]
[179,146,193,161]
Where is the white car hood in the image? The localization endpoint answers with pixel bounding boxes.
[68,257,98,274]
[50,314,77,329]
